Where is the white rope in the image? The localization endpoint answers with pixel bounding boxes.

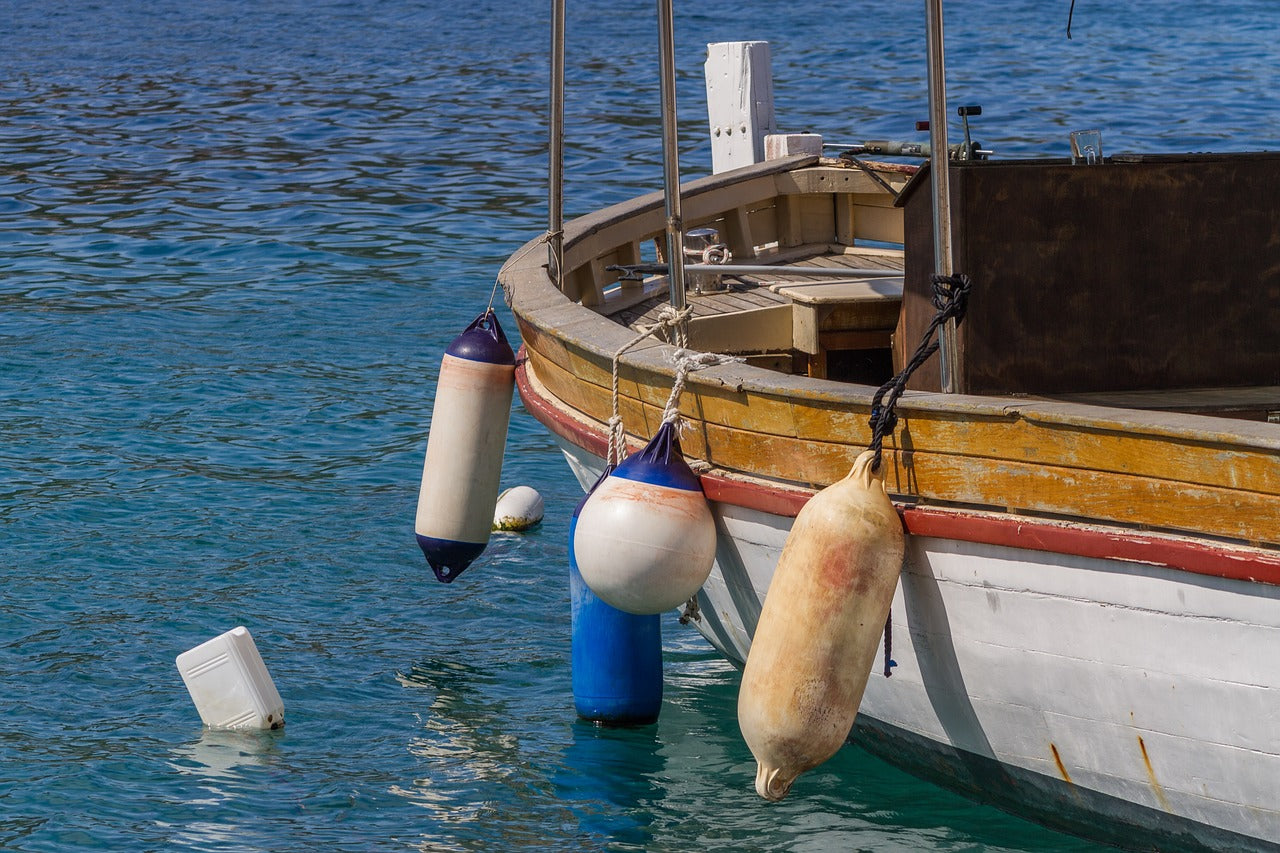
[661,348,743,426]
[607,304,692,466]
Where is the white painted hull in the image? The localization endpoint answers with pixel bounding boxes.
[557,438,1280,850]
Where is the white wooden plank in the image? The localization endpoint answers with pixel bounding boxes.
[704,41,776,173]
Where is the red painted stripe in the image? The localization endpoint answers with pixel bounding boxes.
[516,357,1280,586]
[900,507,1280,586]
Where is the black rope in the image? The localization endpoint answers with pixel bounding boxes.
[882,614,894,678]
[868,273,972,472]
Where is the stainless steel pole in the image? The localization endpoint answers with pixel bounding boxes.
[925,0,959,393]
[656,0,687,313]
[548,0,566,292]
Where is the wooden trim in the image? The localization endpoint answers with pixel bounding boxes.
[514,324,1280,546]
[516,358,1280,586]
[520,334,1280,496]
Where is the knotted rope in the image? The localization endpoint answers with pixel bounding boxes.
[867,273,973,472]
[606,304,743,464]
[607,305,692,465]
[660,349,741,425]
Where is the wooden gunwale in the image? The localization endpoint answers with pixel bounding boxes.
[499,157,1280,550]
[517,359,1280,586]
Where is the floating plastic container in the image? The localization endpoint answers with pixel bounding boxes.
[176,626,285,730]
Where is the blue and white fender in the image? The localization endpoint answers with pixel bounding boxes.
[415,309,515,582]
[573,421,717,615]
[570,466,662,725]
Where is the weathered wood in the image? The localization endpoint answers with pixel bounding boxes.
[798,194,838,245]
[561,155,819,272]
[522,324,1280,496]
[775,277,903,354]
[775,166,912,196]
[835,194,856,245]
[765,133,823,160]
[899,154,1280,394]
[705,41,775,174]
[520,318,1280,546]
[723,205,755,259]
[851,193,905,244]
[774,194,803,248]
[687,303,794,354]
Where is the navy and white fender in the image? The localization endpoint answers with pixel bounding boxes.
[570,466,663,725]
[573,421,716,615]
[415,309,515,582]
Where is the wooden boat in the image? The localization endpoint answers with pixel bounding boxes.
[498,9,1280,850]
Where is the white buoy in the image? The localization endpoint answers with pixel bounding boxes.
[176,626,285,731]
[415,309,516,582]
[493,485,544,531]
[574,422,717,615]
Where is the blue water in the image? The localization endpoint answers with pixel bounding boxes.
[2,1,1276,850]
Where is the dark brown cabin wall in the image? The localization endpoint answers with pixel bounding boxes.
[897,154,1280,395]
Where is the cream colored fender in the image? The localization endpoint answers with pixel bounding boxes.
[737,449,905,800]
[414,310,515,583]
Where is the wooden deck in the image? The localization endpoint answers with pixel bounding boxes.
[609,246,905,379]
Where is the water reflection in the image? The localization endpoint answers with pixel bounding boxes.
[393,658,558,851]
[168,728,285,790]
[556,721,666,850]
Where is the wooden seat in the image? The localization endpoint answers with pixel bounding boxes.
[769,277,904,357]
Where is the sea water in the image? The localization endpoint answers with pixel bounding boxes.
[2,1,1276,850]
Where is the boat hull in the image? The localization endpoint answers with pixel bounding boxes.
[549,429,1280,851]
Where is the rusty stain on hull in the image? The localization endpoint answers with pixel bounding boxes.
[1138,736,1171,811]
[1050,743,1073,785]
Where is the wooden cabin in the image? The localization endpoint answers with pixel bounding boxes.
[896,153,1280,420]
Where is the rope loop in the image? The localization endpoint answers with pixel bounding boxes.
[701,243,732,266]
[867,273,973,472]
[661,349,742,426]
[606,415,626,469]
[930,272,972,321]
[606,304,697,465]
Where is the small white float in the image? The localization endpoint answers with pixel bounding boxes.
[492,485,544,531]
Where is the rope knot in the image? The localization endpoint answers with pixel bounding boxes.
[868,272,975,472]
[652,303,693,334]
[930,273,972,322]
[869,403,898,438]
[661,348,743,425]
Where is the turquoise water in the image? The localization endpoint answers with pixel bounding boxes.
[2,1,1276,849]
